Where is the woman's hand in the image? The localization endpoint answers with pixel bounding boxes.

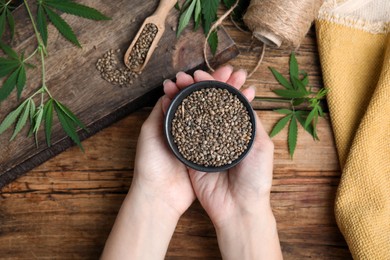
[164,66,283,260]
[131,96,195,219]
[102,74,198,259]
[102,66,282,259]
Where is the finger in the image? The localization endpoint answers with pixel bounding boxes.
[193,70,215,82]
[253,112,271,142]
[163,79,179,99]
[237,112,273,164]
[143,98,164,130]
[211,65,234,82]
[253,113,274,160]
[232,112,274,191]
[250,113,274,165]
[161,95,171,115]
[241,86,256,102]
[226,69,247,90]
[176,71,195,89]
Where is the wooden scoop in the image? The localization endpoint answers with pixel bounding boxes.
[124,0,177,72]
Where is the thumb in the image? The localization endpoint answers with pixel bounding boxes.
[142,97,164,134]
[232,113,274,192]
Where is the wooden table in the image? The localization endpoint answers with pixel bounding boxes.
[0,14,352,259]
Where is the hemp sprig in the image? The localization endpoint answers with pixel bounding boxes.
[0,0,109,150]
[176,0,249,55]
[266,52,328,157]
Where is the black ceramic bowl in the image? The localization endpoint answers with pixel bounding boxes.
[164,81,256,172]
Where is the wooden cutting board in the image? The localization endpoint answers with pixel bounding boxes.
[0,0,238,188]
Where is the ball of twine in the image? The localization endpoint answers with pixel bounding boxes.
[203,0,323,76]
[243,0,324,48]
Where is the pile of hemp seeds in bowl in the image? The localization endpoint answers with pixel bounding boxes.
[168,84,255,171]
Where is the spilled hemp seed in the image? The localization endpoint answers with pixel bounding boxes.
[171,88,252,167]
[95,24,157,86]
[96,49,139,86]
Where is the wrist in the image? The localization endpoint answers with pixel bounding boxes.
[215,205,282,260]
[215,203,274,236]
[212,195,271,230]
[101,182,180,259]
[127,181,181,228]
[130,175,184,221]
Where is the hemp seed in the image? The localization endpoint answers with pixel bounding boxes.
[95,22,158,87]
[171,88,252,167]
[128,23,158,70]
[95,49,138,87]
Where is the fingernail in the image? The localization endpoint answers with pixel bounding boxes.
[239,69,248,76]
[248,85,256,91]
[176,71,185,78]
[193,70,202,77]
[163,79,171,85]
[225,64,234,70]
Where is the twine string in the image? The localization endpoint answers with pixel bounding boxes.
[247,42,265,78]
[229,15,250,34]
[203,0,266,78]
[203,0,240,73]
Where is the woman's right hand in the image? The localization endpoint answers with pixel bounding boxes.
[166,66,283,260]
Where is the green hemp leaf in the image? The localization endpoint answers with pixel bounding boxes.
[200,0,219,54]
[201,0,219,34]
[176,0,250,55]
[176,0,197,37]
[0,42,31,101]
[222,0,250,22]
[54,100,88,151]
[0,97,87,149]
[0,0,15,39]
[268,52,328,158]
[0,1,109,150]
[176,0,219,55]
[37,0,110,47]
[194,0,202,30]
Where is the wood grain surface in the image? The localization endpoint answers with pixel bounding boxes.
[0,2,352,259]
[0,0,238,187]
